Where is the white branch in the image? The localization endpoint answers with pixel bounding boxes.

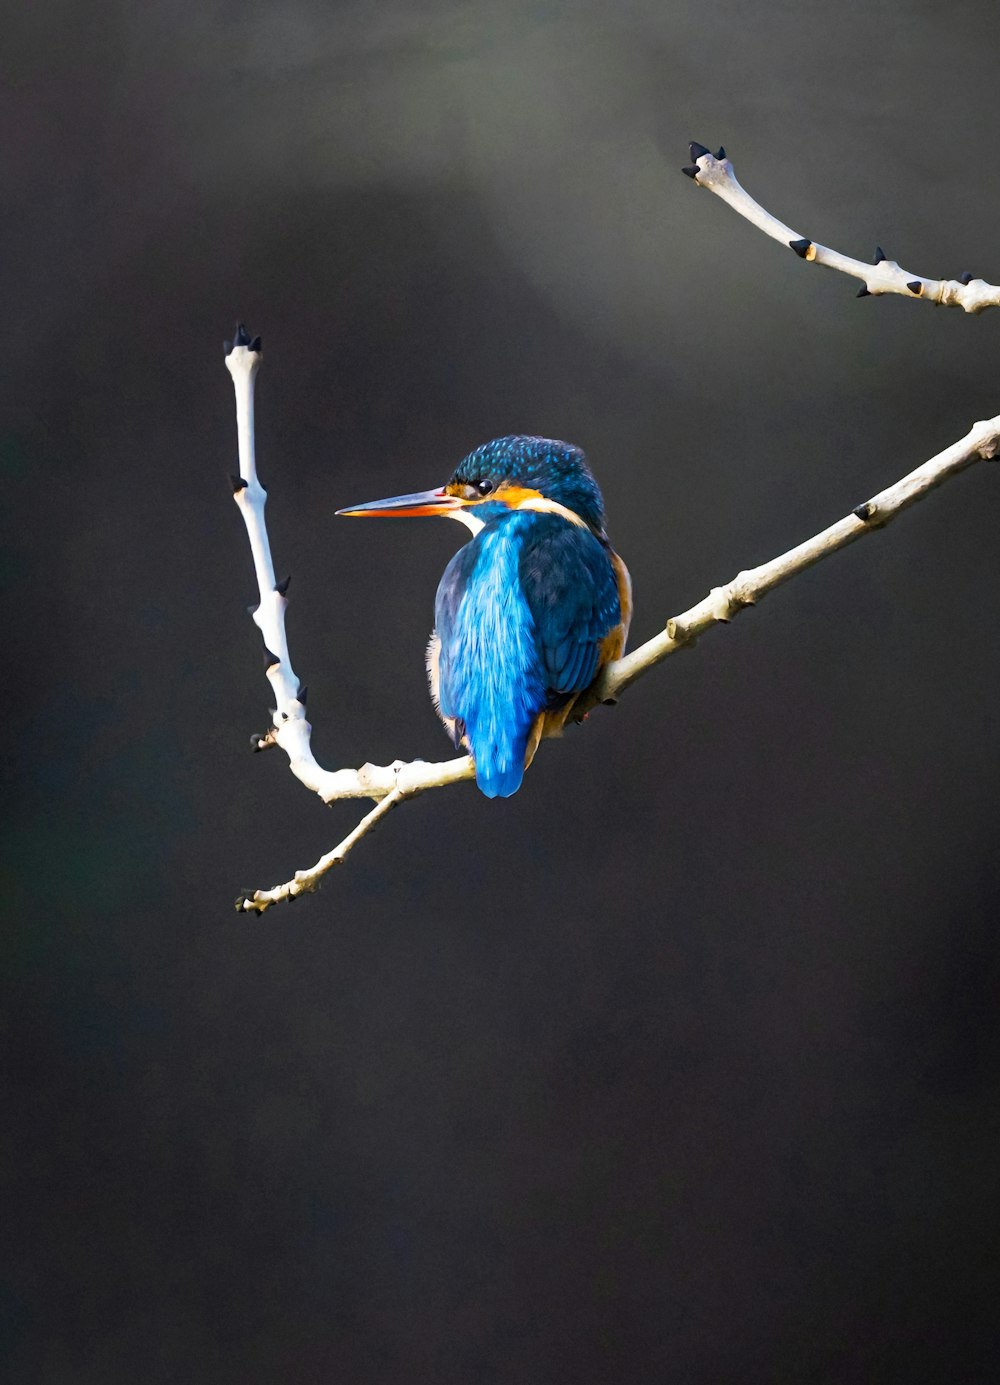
[235,787,409,912]
[683,143,1000,312]
[586,415,1000,711]
[227,300,1000,911]
[225,328,475,810]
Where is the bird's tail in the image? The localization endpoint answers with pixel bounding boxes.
[470,724,529,798]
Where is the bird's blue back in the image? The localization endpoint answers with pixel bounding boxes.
[435,509,622,797]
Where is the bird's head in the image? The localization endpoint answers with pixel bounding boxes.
[337,435,607,537]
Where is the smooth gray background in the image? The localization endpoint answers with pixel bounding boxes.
[4,2,999,1380]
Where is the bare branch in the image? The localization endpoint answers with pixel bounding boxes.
[586,415,1000,711]
[225,329,475,809]
[682,142,1000,313]
[226,311,1000,910]
[236,787,408,913]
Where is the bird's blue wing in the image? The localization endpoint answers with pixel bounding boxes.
[431,516,622,797]
[518,516,622,699]
[433,541,479,736]
[434,528,547,796]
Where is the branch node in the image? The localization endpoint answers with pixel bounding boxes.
[906,280,923,295]
[729,575,757,607]
[236,889,270,915]
[666,617,694,645]
[789,237,814,260]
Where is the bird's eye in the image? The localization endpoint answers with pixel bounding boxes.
[477,479,494,496]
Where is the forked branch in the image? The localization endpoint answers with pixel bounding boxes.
[227,145,1000,912]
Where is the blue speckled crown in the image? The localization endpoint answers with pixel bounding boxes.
[450,435,607,535]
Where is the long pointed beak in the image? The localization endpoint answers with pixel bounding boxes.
[336,487,466,518]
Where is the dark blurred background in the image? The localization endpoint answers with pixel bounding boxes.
[4,1,1000,1380]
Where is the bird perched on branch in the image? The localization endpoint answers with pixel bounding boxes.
[338,436,631,797]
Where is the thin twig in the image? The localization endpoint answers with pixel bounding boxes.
[236,787,408,914]
[682,142,1000,313]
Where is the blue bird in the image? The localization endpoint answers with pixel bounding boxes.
[337,436,632,797]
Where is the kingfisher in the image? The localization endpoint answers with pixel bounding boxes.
[337,436,631,798]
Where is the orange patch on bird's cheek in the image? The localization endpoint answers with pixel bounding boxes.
[496,484,544,508]
[499,486,588,528]
[447,481,589,526]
